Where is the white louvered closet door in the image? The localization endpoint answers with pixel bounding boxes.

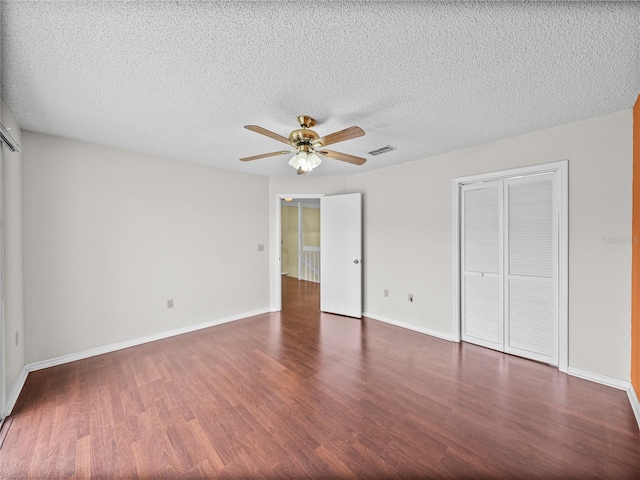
[460,182,504,351]
[504,174,558,365]
[460,172,558,365]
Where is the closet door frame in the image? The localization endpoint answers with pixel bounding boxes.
[452,160,568,373]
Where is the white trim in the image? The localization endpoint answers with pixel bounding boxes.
[557,162,569,373]
[452,160,569,373]
[273,193,325,312]
[455,163,567,185]
[0,150,5,420]
[3,308,270,416]
[452,176,461,342]
[4,365,27,417]
[26,308,270,373]
[364,310,639,429]
[627,386,640,429]
[362,311,635,426]
[363,312,455,342]
[5,308,270,417]
[297,202,302,282]
[6,307,640,431]
[567,366,630,391]
[567,370,639,428]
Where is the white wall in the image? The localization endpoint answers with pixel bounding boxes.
[18,110,635,384]
[23,132,270,363]
[346,110,633,381]
[1,101,25,414]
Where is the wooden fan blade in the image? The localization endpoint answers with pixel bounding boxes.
[244,125,291,144]
[318,149,367,166]
[240,150,291,162]
[313,126,365,147]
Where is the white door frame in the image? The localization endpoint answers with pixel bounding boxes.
[0,150,5,421]
[273,193,325,312]
[453,160,568,372]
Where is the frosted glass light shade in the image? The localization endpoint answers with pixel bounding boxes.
[288,151,322,173]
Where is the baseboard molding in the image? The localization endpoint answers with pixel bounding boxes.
[7,307,640,431]
[4,365,28,418]
[567,368,639,429]
[627,386,640,430]
[567,366,630,391]
[25,307,271,374]
[363,312,455,342]
[362,316,639,429]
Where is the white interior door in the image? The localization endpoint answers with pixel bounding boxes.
[504,174,558,365]
[320,193,362,318]
[461,181,504,351]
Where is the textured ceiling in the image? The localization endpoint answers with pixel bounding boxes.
[2,1,639,177]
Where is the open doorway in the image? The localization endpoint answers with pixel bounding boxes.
[281,198,321,313]
[281,198,321,281]
[273,192,363,318]
[274,194,324,312]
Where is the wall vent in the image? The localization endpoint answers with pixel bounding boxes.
[0,123,21,153]
[368,145,396,156]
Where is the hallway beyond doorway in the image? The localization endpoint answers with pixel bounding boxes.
[282,275,319,314]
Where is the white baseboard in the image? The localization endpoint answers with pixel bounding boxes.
[567,367,640,428]
[627,386,640,430]
[25,307,271,374]
[4,365,28,417]
[361,315,640,429]
[6,307,640,431]
[567,366,631,391]
[363,312,455,342]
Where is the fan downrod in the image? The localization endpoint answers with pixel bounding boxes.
[297,115,316,129]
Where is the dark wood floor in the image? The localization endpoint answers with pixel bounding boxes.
[1,276,639,479]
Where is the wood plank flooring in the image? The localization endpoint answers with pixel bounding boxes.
[1,276,639,478]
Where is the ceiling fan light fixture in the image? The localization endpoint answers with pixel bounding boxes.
[242,116,366,172]
[288,150,322,174]
[307,152,322,169]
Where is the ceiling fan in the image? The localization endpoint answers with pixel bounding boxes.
[240,115,366,175]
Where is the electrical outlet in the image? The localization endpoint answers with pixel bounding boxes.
[258,244,265,252]
[167,299,174,309]
[408,294,413,303]
[384,289,389,297]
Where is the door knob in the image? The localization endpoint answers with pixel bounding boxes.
[354,259,360,264]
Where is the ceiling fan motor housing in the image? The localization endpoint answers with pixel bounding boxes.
[240,115,366,167]
[289,128,319,147]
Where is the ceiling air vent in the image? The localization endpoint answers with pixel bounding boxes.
[367,145,396,156]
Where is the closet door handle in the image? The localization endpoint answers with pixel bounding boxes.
[467,272,485,277]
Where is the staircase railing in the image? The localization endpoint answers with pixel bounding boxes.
[300,246,320,283]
